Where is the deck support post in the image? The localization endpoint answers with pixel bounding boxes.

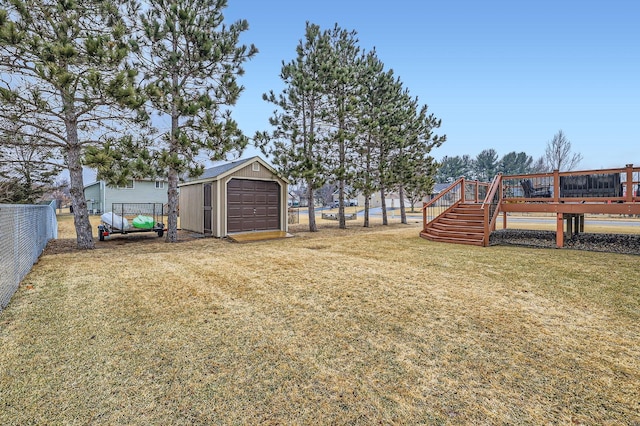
[556,213,564,248]
[578,214,584,233]
[566,214,573,240]
[565,214,585,239]
[503,211,507,229]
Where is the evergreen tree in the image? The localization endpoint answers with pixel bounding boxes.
[352,52,394,227]
[319,24,362,229]
[135,0,257,242]
[436,155,474,183]
[0,0,142,249]
[392,93,444,224]
[474,149,499,181]
[257,22,328,232]
[404,158,437,212]
[498,151,533,175]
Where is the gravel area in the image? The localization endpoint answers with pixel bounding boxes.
[490,229,640,255]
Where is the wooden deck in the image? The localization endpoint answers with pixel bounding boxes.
[422,164,640,247]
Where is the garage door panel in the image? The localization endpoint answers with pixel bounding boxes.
[228,206,242,218]
[241,206,256,217]
[228,192,242,204]
[227,179,280,233]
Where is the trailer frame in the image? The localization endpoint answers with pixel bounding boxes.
[98,203,166,241]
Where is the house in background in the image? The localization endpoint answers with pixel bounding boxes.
[428,183,453,200]
[83,178,169,214]
[178,156,288,237]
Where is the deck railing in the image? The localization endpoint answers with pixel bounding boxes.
[502,164,640,203]
[423,178,462,230]
[422,178,491,230]
[481,174,502,246]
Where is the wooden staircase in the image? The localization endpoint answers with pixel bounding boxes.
[420,203,486,246]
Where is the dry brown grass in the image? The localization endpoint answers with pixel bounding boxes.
[1,215,639,424]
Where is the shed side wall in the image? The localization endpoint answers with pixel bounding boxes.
[179,184,204,234]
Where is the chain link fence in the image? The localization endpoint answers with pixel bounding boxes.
[0,201,57,311]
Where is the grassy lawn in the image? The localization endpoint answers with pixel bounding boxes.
[1,216,639,424]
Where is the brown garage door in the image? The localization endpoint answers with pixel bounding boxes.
[227,179,280,233]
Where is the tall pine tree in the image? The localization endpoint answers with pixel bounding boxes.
[320,24,362,229]
[257,22,329,232]
[0,0,142,249]
[136,0,257,242]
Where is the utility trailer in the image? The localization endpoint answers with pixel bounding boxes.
[98,203,166,241]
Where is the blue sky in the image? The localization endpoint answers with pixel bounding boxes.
[222,0,639,170]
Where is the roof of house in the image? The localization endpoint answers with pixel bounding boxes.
[433,183,451,193]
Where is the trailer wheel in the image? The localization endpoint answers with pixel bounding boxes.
[157,230,164,238]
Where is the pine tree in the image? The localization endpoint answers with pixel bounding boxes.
[319,24,362,229]
[136,0,257,242]
[352,50,387,228]
[392,94,444,223]
[436,155,475,183]
[0,0,142,249]
[498,151,533,175]
[474,149,499,182]
[257,22,328,232]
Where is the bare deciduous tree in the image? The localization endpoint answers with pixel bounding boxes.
[545,130,582,171]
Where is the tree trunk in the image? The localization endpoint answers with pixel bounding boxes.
[166,167,179,242]
[399,185,407,224]
[167,85,180,242]
[307,181,317,232]
[66,143,94,249]
[363,139,371,228]
[63,97,94,249]
[338,178,346,229]
[380,186,388,225]
[363,194,370,227]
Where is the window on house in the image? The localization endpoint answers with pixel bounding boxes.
[155,181,164,189]
[118,179,134,189]
[252,163,260,172]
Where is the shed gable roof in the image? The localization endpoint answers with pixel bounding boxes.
[198,157,252,180]
[179,156,287,187]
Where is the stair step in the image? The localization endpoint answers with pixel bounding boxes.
[443,212,484,222]
[420,232,484,246]
[431,224,484,235]
[421,202,488,246]
[426,228,484,240]
[435,217,484,228]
